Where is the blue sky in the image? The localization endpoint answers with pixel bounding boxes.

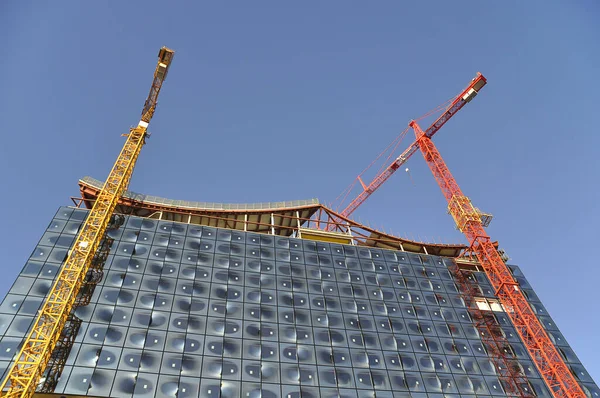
[1,0,599,384]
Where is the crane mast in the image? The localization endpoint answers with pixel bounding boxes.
[330,73,487,226]
[0,47,175,398]
[411,121,585,398]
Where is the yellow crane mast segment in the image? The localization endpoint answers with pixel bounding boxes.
[0,47,175,398]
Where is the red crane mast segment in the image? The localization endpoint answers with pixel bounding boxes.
[412,121,585,398]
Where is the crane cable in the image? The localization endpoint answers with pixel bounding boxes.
[333,127,409,211]
[332,93,456,211]
[414,95,455,122]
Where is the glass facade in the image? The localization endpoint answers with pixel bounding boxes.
[0,206,597,398]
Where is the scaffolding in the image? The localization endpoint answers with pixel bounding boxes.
[451,260,534,397]
[37,215,125,393]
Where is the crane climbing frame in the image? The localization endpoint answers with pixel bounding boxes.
[0,47,175,398]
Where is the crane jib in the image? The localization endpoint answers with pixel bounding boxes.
[335,73,486,222]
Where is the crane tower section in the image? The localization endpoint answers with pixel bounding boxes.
[411,121,586,398]
[0,47,175,398]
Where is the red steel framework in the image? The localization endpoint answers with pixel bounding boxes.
[449,260,534,397]
[328,73,487,227]
[326,71,585,398]
[411,121,585,398]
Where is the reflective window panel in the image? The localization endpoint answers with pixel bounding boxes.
[0,207,596,397]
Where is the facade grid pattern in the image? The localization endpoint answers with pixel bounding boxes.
[0,207,597,398]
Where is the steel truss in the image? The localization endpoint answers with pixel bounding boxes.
[0,47,174,398]
[450,261,534,397]
[413,122,584,398]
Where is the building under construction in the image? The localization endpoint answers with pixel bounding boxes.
[0,48,597,398]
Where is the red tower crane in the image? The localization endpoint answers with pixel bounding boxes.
[328,71,585,398]
[411,121,585,398]
[328,73,486,228]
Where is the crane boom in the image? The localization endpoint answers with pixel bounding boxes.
[423,72,486,138]
[141,47,174,124]
[412,121,585,398]
[0,47,175,398]
[332,73,487,225]
[333,142,420,222]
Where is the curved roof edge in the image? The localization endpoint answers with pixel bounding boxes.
[80,176,319,211]
[78,177,467,257]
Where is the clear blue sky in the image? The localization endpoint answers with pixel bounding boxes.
[1,0,598,384]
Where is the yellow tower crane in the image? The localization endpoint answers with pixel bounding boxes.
[0,46,175,398]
